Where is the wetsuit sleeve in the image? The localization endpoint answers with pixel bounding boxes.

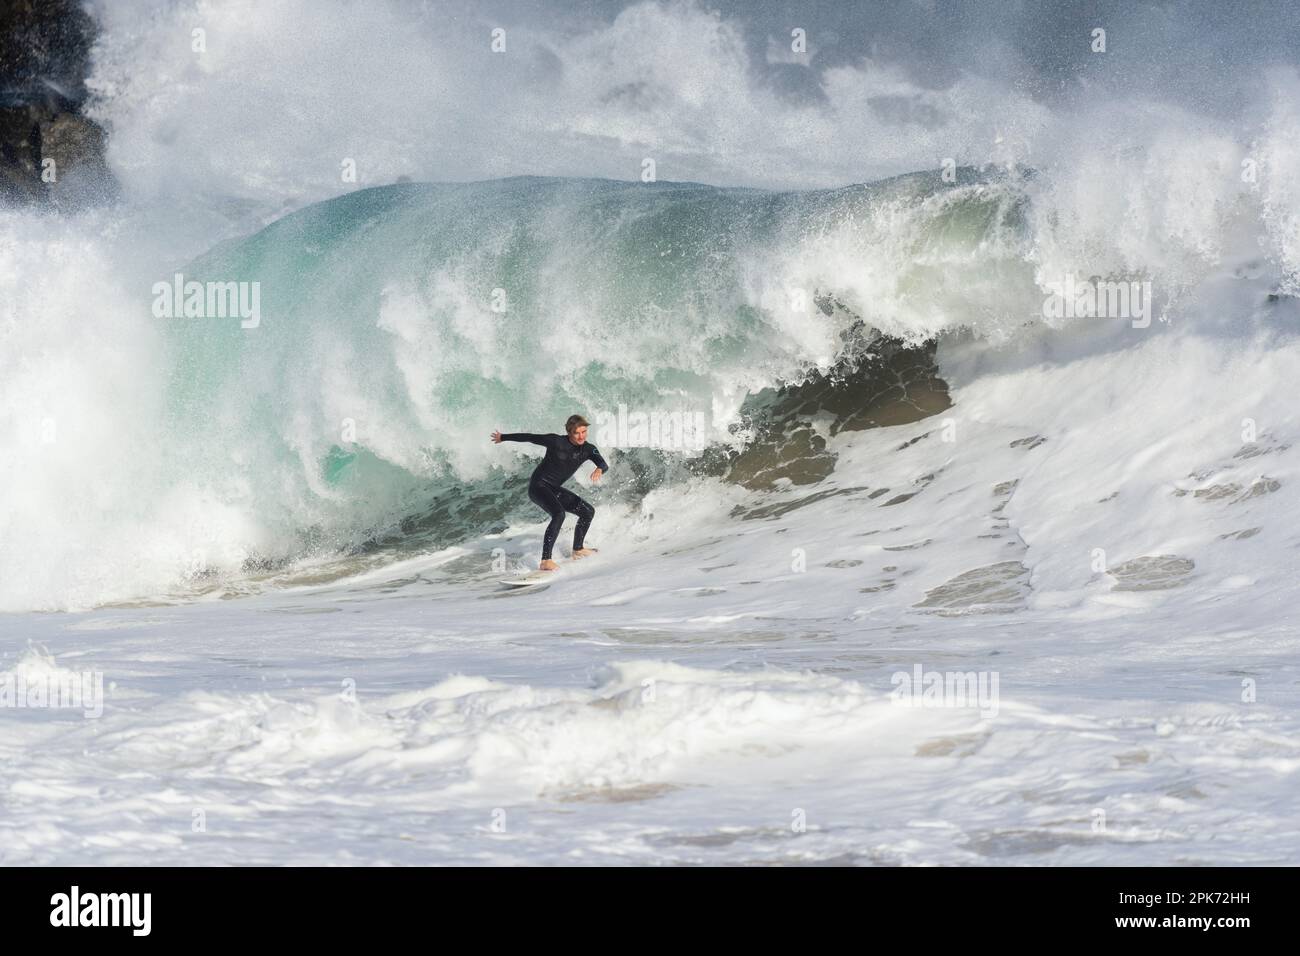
[500,433,550,446]
[588,445,609,471]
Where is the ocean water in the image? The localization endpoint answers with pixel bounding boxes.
[2,0,1299,865]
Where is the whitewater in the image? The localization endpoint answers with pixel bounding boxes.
[2,0,1299,865]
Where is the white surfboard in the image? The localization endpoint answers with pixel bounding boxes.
[501,552,596,587]
[501,571,556,588]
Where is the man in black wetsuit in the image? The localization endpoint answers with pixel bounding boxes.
[492,414,608,571]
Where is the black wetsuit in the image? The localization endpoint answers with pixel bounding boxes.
[501,433,609,560]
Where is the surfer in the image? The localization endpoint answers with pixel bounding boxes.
[492,415,608,571]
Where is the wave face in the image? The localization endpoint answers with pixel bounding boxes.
[161,172,1019,526]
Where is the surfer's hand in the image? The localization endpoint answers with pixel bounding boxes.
[491,430,502,444]
[590,468,603,482]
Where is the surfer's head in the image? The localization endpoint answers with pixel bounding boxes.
[565,414,589,444]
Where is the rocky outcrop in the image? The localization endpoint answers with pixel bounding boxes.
[1,0,115,206]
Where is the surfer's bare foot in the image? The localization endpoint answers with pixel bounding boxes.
[571,548,598,559]
[539,559,559,571]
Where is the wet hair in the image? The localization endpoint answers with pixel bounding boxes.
[565,414,589,434]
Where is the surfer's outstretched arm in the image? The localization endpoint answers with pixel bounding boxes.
[492,431,549,445]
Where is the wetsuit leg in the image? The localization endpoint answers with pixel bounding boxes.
[556,487,595,551]
[527,480,566,560]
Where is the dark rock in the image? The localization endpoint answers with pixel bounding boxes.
[1,0,116,206]
[39,109,113,205]
[1,0,96,107]
[690,302,952,490]
[0,104,43,201]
